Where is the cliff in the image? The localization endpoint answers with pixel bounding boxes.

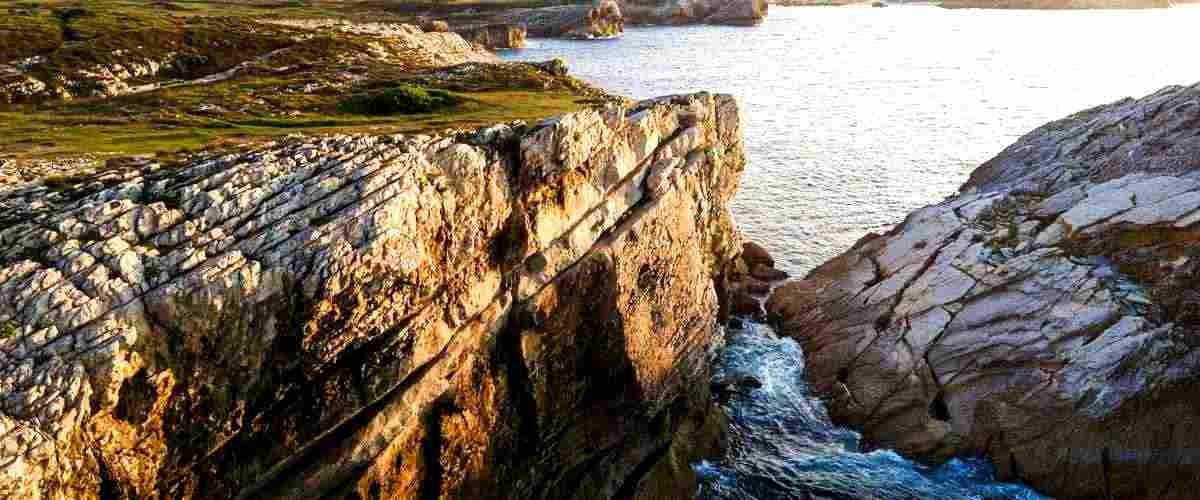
[0,92,746,499]
[940,0,1168,8]
[767,82,1200,499]
[453,24,529,50]
[620,0,769,26]
[497,0,626,39]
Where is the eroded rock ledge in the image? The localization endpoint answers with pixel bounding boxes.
[620,0,768,27]
[0,92,745,499]
[767,82,1200,499]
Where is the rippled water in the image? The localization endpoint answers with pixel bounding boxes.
[697,322,1049,500]
[500,5,1200,275]
[499,7,1200,498]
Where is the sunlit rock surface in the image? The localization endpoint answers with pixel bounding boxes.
[498,0,626,39]
[0,92,745,499]
[621,0,768,26]
[767,82,1200,499]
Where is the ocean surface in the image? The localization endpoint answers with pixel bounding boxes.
[500,5,1200,276]
[499,6,1200,499]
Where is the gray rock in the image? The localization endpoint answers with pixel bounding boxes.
[767,81,1200,500]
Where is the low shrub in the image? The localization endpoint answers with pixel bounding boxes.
[338,85,460,115]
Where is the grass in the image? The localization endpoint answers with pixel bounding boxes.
[0,0,607,168]
[0,86,590,159]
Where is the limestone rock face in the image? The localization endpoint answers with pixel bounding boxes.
[453,24,528,49]
[499,0,625,39]
[0,93,745,499]
[767,82,1200,499]
[621,0,768,26]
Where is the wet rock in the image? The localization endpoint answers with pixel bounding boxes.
[0,93,747,499]
[766,81,1200,500]
[750,263,788,282]
[731,289,765,319]
[712,374,763,392]
[742,240,774,268]
[743,277,771,296]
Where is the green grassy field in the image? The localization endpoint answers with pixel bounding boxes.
[1,0,603,168]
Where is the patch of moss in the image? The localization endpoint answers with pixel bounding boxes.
[0,5,63,61]
[0,321,17,340]
[338,85,461,116]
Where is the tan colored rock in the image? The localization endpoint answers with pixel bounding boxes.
[453,23,528,49]
[621,0,768,26]
[499,0,625,39]
[0,92,745,499]
[766,82,1200,500]
[420,18,451,33]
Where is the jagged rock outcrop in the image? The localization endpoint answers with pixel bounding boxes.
[0,92,746,499]
[453,24,528,50]
[498,0,625,39]
[620,0,768,26]
[767,82,1200,499]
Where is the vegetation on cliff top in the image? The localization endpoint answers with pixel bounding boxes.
[1,0,608,171]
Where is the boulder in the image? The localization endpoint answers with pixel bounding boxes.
[420,18,451,32]
[621,0,768,26]
[0,93,747,499]
[750,263,788,282]
[704,0,769,26]
[766,82,1200,500]
[534,58,569,77]
[453,23,528,49]
[731,289,765,319]
[500,0,624,39]
[741,240,774,268]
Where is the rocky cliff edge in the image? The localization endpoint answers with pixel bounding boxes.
[0,92,745,500]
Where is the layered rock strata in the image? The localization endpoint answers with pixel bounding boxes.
[0,92,746,499]
[767,82,1200,499]
[453,24,529,49]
